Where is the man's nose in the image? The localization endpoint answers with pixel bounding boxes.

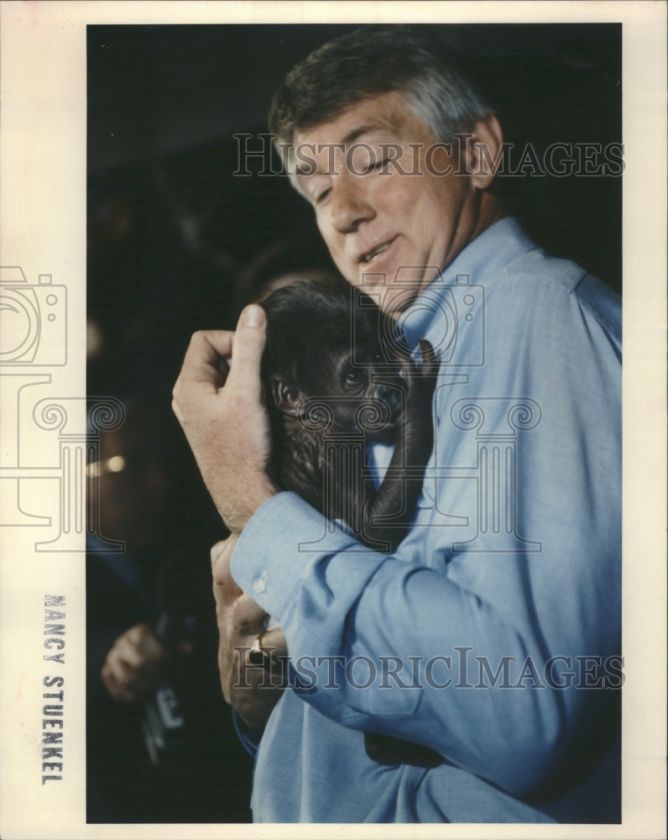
[329,176,374,233]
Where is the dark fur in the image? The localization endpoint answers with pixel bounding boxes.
[261,276,436,551]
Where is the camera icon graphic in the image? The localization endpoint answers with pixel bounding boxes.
[353,270,485,367]
[0,266,67,366]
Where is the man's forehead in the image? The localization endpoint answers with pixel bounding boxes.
[292,90,416,148]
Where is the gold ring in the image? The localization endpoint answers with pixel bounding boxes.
[248,631,271,668]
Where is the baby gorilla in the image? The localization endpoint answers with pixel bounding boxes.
[261,276,437,551]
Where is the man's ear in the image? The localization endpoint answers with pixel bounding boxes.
[271,376,302,416]
[462,114,504,190]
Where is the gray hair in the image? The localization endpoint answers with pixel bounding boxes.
[269,26,494,161]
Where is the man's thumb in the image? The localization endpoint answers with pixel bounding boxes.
[229,304,267,395]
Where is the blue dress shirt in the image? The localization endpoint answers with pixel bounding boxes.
[231,217,622,823]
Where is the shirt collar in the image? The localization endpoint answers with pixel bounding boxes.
[398,216,537,349]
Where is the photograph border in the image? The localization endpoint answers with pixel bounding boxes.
[1,2,665,838]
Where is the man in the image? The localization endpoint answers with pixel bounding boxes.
[172,28,621,822]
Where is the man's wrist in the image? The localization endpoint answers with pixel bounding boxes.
[222,477,277,532]
[249,478,278,516]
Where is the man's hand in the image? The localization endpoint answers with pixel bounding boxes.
[101,623,176,703]
[172,305,277,533]
[211,536,287,734]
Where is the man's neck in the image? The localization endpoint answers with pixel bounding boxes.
[467,193,506,252]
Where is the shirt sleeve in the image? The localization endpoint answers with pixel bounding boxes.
[231,268,621,802]
[231,710,260,760]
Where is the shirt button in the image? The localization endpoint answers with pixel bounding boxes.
[252,574,267,594]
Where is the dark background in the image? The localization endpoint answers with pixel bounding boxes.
[86,23,622,824]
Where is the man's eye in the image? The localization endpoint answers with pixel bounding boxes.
[366,157,389,174]
[315,187,331,204]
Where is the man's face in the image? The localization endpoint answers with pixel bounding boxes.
[293,90,480,314]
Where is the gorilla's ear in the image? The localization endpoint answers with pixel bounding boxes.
[271,377,302,416]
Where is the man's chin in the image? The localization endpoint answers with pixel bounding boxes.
[346,267,423,313]
[368,264,442,314]
[376,285,420,315]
